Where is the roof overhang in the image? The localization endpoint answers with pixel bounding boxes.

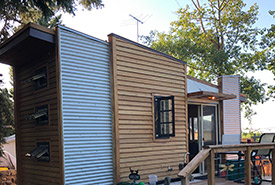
[240,93,246,102]
[0,23,55,67]
[188,91,237,101]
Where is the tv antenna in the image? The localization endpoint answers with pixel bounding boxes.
[129,14,144,42]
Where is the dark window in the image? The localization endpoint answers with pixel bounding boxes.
[24,66,47,89]
[25,142,50,162]
[154,96,175,139]
[34,67,47,90]
[24,105,49,125]
[35,105,48,125]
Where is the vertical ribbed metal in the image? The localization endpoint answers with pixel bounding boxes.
[58,26,113,185]
[221,75,241,135]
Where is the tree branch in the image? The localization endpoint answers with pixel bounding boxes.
[191,0,207,34]
[227,27,240,52]
[209,1,218,10]
[220,0,229,11]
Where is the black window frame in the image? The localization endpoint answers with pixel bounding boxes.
[26,142,50,162]
[35,105,49,126]
[34,66,47,90]
[154,96,175,139]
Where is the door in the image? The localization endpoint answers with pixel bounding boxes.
[188,104,218,174]
[202,105,217,146]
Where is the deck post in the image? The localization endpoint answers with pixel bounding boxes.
[244,147,251,185]
[272,149,275,185]
[207,150,215,185]
[181,177,190,185]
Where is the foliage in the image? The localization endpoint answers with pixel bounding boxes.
[0,86,15,155]
[0,0,103,42]
[241,128,261,141]
[261,11,275,98]
[144,0,269,122]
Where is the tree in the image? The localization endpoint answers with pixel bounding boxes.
[145,0,269,122]
[261,11,275,98]
[0,75,14,155]
[0,0,104,42]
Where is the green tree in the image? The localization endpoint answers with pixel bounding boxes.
[0,75,14,155]
[0,0,103,42]
[261,11,275,98]
[145,0,269,122]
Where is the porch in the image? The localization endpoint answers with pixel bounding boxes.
[178,143,275,185]
[167,178,271,184]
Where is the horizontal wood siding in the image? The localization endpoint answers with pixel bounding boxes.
[111,36,187,182]
[15,52,61,185]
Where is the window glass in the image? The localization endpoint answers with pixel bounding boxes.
[154,96,175,139]
[34,67,47,90]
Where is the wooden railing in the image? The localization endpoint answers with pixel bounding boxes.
[178,143,275,185]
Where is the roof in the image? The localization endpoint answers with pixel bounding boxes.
[240,93,246,102]
[188,91,237,101]
[187,75,246,102]
[108,33,187,65]
[0,23,187,67]
[187,76,218,94]
[187,75,218,88]
[0,23,55,67]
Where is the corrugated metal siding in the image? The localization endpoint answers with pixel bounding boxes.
[187,78,218,93]
[58,26,113,185]
[221,75,241,135]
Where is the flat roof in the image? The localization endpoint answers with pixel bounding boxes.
[188,91,237,101]
[0,23,55,67]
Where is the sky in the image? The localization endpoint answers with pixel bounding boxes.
[0,0,274,131]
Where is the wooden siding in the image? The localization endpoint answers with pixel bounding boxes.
[15,52,61,185]
[109,35,187,183]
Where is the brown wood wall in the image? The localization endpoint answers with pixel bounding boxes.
[109,36,187,183]
[14,52,62,185]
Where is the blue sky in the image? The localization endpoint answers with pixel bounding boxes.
[60,0,274,42]
[61,0,275,131]
[0,0,274,131]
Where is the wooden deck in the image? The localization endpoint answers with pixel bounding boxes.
[190,178,271,184]
[178,144,275,184]
[167,177,272,185]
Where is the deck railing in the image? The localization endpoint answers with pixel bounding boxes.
[178,143,275,185]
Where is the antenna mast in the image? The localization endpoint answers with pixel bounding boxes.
[129,14,143,42]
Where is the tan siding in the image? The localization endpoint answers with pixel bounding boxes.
[111,36,187,182]
[15,54,61,185]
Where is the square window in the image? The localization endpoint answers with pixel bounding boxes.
[35,105,48,126]
[26,142,50,162]
[34,67,47,90]
[154,96,175,139]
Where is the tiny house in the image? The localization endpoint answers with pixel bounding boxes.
[0,23,243,184]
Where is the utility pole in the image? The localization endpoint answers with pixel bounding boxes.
[129,14,143,42]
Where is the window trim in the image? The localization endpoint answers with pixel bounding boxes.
[154,95,175,139]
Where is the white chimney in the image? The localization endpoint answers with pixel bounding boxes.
[218,75,241,135]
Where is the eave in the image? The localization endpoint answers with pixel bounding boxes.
[0,23,55,67]
[188,91,237,101]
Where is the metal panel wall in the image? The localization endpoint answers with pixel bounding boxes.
[58,26,113,185]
